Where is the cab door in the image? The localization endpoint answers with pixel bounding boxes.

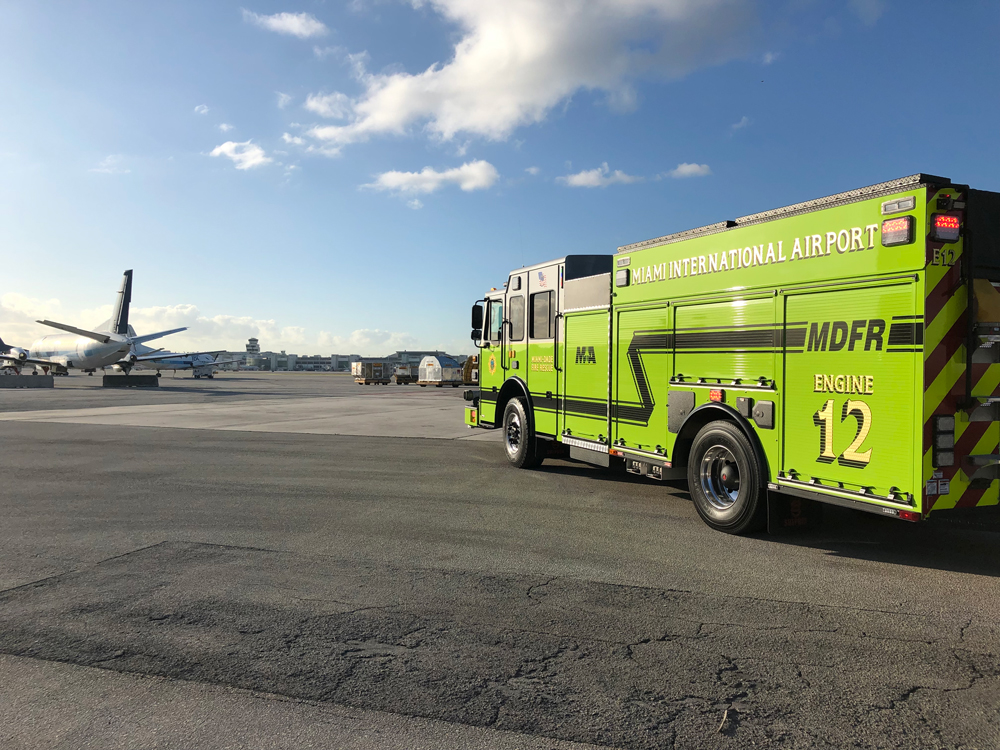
[506,272,527,389]
[526,265,559,437]
[478,294,505,426]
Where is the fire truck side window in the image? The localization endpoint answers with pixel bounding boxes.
[488,300,504,343]
[510,296,525,341]
[530,291,554,339]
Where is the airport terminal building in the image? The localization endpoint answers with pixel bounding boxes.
[225,340,464,372]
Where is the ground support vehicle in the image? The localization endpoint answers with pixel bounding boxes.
[393,364,418,385]
[464,175,1000,533]
[463,355,479,385]
[352,360,391,385]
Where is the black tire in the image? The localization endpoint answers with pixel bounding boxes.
[501,397,542,469]
[687,420,766,534]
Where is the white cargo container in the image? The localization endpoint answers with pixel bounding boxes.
[417,355,463,387]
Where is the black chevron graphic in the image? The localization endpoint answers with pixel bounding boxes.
[615,331,672,424]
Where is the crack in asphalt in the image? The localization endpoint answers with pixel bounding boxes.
[0,542,996,749]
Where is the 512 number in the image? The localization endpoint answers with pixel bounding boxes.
[814,399,873,468]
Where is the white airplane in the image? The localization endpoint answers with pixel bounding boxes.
[118,346,242,378]
[0,335,61,374]
[16,270,186,374]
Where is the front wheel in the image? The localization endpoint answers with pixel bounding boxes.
[502,397,542,469]
[687,420,766,534]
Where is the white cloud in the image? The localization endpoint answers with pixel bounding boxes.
[194,104,209,115]
[304,92,352,119]
[558,162,641,188]
[730,116,749,131]
[218,123,235,132]
[209,140,273,170]
[321,328,416,353]
[304,0,753,150]
[762,51,779,65]
[89,155,130,175]
[0,294,64,350]
[406,199,424,210]
[276,92,293,109]
[282,133,305,145]
[849,0,887,26]
[242,9,329,38]
[667,162,711,178]
[525,166,540,175]
[364,160,499,195]
[313,46,340,60]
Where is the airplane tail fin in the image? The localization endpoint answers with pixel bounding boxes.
[111,270,133,336]
[0,336,7,353]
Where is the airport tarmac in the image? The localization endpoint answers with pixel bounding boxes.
[0,372,495,440]
[0,371,998,749]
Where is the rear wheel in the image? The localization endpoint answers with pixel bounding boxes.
[687,420,766,534]
[502,397,542,469]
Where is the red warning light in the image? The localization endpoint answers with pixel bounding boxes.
[709,389,724,403]
[881,216,914,247]
[931,213,961,242]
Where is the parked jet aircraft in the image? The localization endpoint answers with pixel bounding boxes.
[116,346,241,378]
[24,270,186,373]
[0,336,60,374]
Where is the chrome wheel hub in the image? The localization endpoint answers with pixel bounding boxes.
[699,445,741,510]
[505,411,521,455]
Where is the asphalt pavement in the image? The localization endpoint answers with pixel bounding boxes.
[0,372,997,749]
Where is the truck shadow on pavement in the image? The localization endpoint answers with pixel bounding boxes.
[759,503,1000,578]
[535,460,1000,578]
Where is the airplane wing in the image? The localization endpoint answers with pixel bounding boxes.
[0,354,61,367]
[135,349,224,362]
[36,320,112,343]
[129,328,187,345]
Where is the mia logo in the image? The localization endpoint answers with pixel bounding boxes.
[488,353,497,375]
[575,346,597,364]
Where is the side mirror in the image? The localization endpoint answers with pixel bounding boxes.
[471,328,482,341]
[471,302,484,329]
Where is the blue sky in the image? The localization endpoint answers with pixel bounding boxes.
[1,1,998,355]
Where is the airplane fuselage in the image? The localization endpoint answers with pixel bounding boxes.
[135,353,218,371]
[29,334,129,370]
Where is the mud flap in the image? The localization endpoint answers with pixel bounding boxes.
[767,492,823,534]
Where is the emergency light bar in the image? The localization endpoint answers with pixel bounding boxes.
[931,214,961,243]
[881,216,914,247]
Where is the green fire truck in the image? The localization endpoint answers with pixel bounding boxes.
[464,174,1000,534]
